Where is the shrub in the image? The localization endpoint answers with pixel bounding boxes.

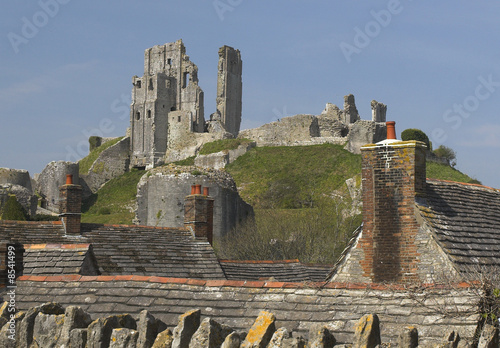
[173,156,195,166]
[98,207,111,215]
[433,145,457,167]
[0,195,27,221]
[215,203,362,264]
[30,214,59,221]
[401,128,431,150]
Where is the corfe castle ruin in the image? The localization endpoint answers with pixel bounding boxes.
[1,39,387,238]
[2,40,499,348]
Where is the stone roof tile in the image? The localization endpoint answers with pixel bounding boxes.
[0,222,225,279]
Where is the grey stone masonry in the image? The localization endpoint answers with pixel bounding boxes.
[11,276,481,346]
[130,40,205,169]
[216,45,242,137]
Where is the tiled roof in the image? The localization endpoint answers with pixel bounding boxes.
[219,259,332,282]
[9,275,480,345]
[23,244,99,276]
[418,179,500,273]
[0,221,226,279]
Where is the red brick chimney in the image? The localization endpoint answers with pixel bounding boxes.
[359,122,426,283]
[184,185,214,245]
[59,174,82,235]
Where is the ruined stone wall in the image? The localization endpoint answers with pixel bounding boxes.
[80,137,130,196]
[10,276,481,346]
[0,168,32,192]
[216,45,242,137]
[35,161,79,213]
[135,165,253,238]
[130,40,205,169]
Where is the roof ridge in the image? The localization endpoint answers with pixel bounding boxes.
[24,243,91,250]
[218,259,301,264]
[426,178,499,192]
[17,274,478,290]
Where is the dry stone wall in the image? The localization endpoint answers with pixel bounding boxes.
[11,276,482,346]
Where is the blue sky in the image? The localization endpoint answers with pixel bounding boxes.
[1,1,500,188]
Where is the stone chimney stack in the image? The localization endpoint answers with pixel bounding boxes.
[359,121,426,283]
[59,174,82,235]
[184,185,214,245]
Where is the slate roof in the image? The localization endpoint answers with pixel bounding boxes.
[418,179,500,273]
[0,221,226,279]
[23,244,99,276]
[219,259,332,282]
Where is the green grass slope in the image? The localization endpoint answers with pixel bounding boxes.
[225,144,361,209]
[81,169,145,224]
[426,161,481,184]
[79,137,124,175]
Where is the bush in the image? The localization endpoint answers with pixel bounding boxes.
[433,145,457,167]
[401,128,431,150]
[215,202,362,264]
[0,195,27,221]
[98,207,111,215]
[30,214,59,221]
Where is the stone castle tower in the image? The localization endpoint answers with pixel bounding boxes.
[130,40,205,169]
[130,40,242,169]
[215,45,242,137]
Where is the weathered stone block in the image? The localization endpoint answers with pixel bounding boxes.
[353,314,381,348]
[32,312,66,348]
[152,328,173,348]
[308,323,336,348]
[478,324,498,348]
[398,326,418,348]
[189,317,233,347]
[136,310,159,348]
[70,328,88,348]
[172,309,201,348]
[36,161,79,212]
[110,327,139,348]
[241,310,276,348]
[221,331,241,348]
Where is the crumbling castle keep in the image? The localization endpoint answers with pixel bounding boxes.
[130,39,242,169]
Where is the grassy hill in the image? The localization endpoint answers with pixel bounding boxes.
[80,140,480,262]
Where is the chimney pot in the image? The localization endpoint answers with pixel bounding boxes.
[66,174,73,185]
[203,187,209,196]
[191,185,196,195]
[194,184,202,195]
[386,121,396,140]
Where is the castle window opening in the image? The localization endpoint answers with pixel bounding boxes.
[147,110,151,118]
[136,111,141,120]
[167,58,172,65]
[136,80,141,88]
[183,72,189,88]
[178,115,181,122]
[149,78,153,90]
[171,106,176,111]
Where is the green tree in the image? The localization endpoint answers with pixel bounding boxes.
[401,128,431,150]
[433,145,457,167]
[0,195,27,221]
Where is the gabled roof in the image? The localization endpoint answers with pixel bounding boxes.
[219,259,332,282]
[417,179,500,274]
[0,221,226,279]
[328,179,500,282]
[23,244,99,276]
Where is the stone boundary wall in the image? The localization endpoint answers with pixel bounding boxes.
[9,275,481,346]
